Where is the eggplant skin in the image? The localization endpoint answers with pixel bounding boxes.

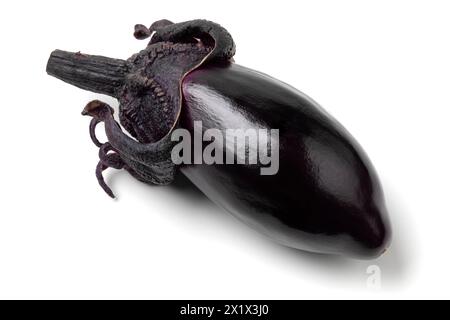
[180,62,391,259]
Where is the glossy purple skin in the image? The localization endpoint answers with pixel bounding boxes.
[179,63,391,259]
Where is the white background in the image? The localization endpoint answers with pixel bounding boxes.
[0,0,449,299]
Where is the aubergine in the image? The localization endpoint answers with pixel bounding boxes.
[46,19,391,259]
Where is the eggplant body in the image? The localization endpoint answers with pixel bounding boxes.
[180,63,391,259]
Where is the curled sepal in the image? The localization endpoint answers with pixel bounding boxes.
[149,19,236,63]
[134,24,152,40]
[82,100,177,197]
[119,20,235,150]
[134,20,174,40]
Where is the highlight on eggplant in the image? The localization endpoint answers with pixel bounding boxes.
[46,19,392,259]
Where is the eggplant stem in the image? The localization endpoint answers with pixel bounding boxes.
[46,50,128,97]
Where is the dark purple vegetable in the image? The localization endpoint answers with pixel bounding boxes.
[46,19,391,259]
